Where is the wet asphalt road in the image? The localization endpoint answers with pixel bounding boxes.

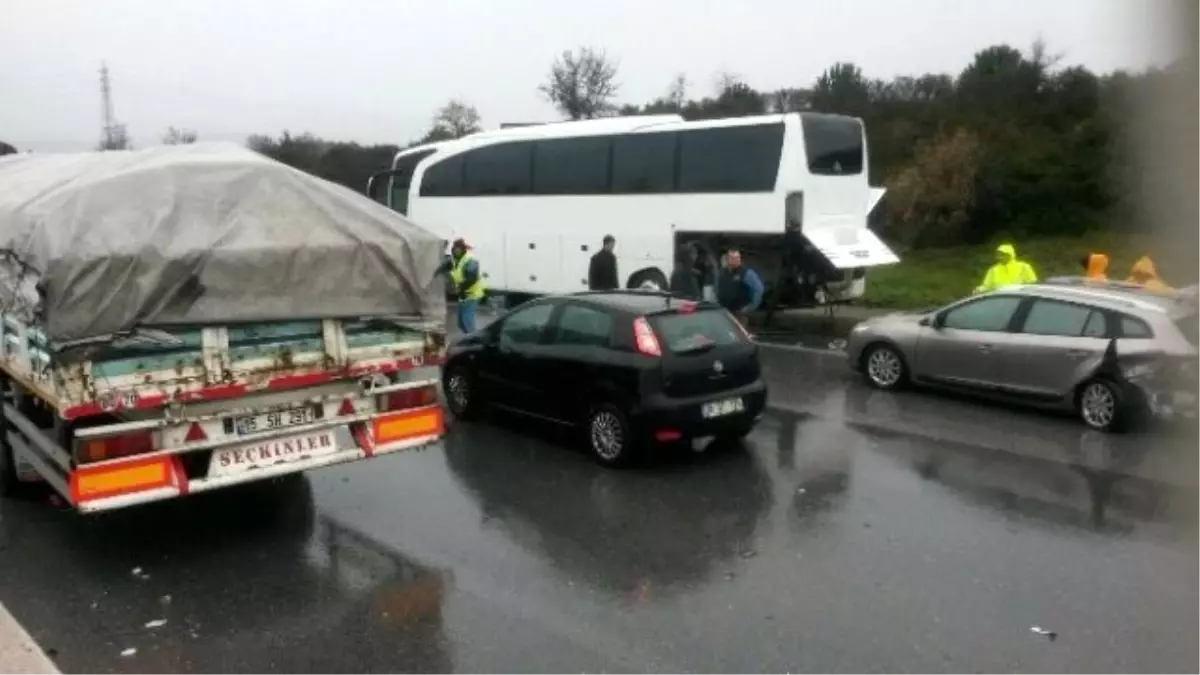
[0,345,1197,673]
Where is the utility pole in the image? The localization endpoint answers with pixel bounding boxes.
[98,62,128,150]
[100,62,115,148]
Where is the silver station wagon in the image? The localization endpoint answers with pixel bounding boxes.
[845,278,1198,431]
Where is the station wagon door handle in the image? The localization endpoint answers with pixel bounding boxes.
[977,344,994,352]
[1067,349,1091,358]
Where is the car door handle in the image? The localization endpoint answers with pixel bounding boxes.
[1067,349,1090,358]
[977,344,995,352]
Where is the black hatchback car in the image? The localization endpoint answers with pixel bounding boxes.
[442,291,768,467]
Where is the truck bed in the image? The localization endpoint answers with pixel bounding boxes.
[0,315,447,513]
[1,316,441,420]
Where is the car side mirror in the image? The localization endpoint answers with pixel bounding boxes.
[919,315,938,328]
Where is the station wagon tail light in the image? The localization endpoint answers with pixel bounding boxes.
[677,301,697,314]
[379,384,439,412]
[633,317,662,357]
[78,431,156,463]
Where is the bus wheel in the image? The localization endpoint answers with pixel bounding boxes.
[627,269,667,292]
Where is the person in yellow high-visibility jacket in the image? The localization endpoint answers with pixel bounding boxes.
[448,238,486,334]
[974,243,1038,293]
[1125,255,1171,292]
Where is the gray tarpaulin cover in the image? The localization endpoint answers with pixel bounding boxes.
[0,142,446,347]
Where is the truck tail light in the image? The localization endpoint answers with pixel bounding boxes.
[79,431,155,463]
[379,385,439,412]
[633,317,662,357]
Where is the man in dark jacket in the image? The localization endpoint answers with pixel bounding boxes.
[717,249,764,326]
[588,235,619,291]
[669,244,701,300]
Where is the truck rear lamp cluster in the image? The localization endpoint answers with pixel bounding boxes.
[379,384,439,413]
[77,430,156,463]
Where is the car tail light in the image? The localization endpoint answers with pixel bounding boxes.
[79,431,155,463]
[379,385,439,413]
[633,317,662,357]
[676,301,697,314]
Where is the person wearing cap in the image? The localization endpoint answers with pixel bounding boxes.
[588,235,619,291]
[448,238,486,334]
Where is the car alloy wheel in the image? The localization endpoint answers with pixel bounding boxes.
[444,368,475,419]
[1079,380,1118,430]
[866,345,904,389]
[590,410,624,460]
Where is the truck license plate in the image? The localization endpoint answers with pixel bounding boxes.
[702,397,744,419]
[235,407,317,435]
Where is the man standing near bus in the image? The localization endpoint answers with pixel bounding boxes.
[717,249,764,326]
[588,235,619,291]
[448,238,486,334]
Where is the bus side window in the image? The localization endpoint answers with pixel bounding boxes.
[464,142,533,196]
[611,132,677,194]
[678,123,783,193]
[419,155,465,197]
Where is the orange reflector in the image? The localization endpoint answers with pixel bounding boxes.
[184,422,207,443]
[70,456,176,504]
[372,406,444,445]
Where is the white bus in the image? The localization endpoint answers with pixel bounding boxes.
[368,113,898,308]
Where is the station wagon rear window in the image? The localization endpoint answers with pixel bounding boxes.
[651,310,745,354]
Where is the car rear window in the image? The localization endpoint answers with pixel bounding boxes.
[650,309,745,354]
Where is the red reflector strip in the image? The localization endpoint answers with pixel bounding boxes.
[655,429,683,442]
[184,422,207,443]
[338,398,357,416]
[70,456,177,504]
[372,407,444,445]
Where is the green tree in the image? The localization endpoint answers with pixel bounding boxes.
[540,47,620,120]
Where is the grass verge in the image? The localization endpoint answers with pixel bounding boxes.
[862,231,1179,309]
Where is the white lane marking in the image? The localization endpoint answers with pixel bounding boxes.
[0,601,59,674]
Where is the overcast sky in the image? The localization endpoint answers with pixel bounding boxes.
[0,0,1180,152]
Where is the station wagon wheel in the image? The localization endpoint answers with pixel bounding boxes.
[587,403,634,468]
[443,366,479,420]
[1077,378,1125,432]
[863,344,907,390]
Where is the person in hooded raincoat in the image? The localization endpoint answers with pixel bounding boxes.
[1125,256,1171,291]
[1080,253,1109,281]
[974,243,1038,293]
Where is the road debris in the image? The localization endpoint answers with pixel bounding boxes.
[1030,625,1058,642]
[160,594,172,605]
[144,619,167,629]
[120,647,137,657]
